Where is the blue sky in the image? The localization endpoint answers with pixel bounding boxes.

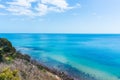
[0,0,120,33]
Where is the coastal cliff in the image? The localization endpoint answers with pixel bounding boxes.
[0,38,72,80]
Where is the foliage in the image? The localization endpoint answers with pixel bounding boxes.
[0,38,31,63]
[0,38,16,62]
[0,68,21,80]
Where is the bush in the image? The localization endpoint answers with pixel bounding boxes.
[0,68,21,80]
[0,38,16,62]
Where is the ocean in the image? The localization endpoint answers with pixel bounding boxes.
[0,33,120,80]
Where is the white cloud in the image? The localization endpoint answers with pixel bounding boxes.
[0,0,80,17]
[0,4,5,8]
[34,0,74,16]
[7,5,34,16]
[35,1,71,16]
[7,0,36,8]
[6,0,36,16]
[35,3,48,16]
[41,0,69,10]
[0,4,6,15]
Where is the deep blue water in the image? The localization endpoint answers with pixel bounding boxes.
[0,34,120,80]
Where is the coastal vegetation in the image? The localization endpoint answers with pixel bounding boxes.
[0,68,20,80]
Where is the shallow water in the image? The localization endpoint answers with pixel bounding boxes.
[0,34,120,80]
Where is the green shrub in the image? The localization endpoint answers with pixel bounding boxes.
[0,68,21,80]
[0,38,16,62]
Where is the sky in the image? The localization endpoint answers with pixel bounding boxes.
[0,0,120,33]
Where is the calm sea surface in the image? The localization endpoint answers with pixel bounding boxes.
[0,34,120,80]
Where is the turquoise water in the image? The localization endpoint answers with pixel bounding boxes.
[0,34,120,80]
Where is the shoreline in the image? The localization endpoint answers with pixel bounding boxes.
[17,52,99,80]
[16,52,74,80]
